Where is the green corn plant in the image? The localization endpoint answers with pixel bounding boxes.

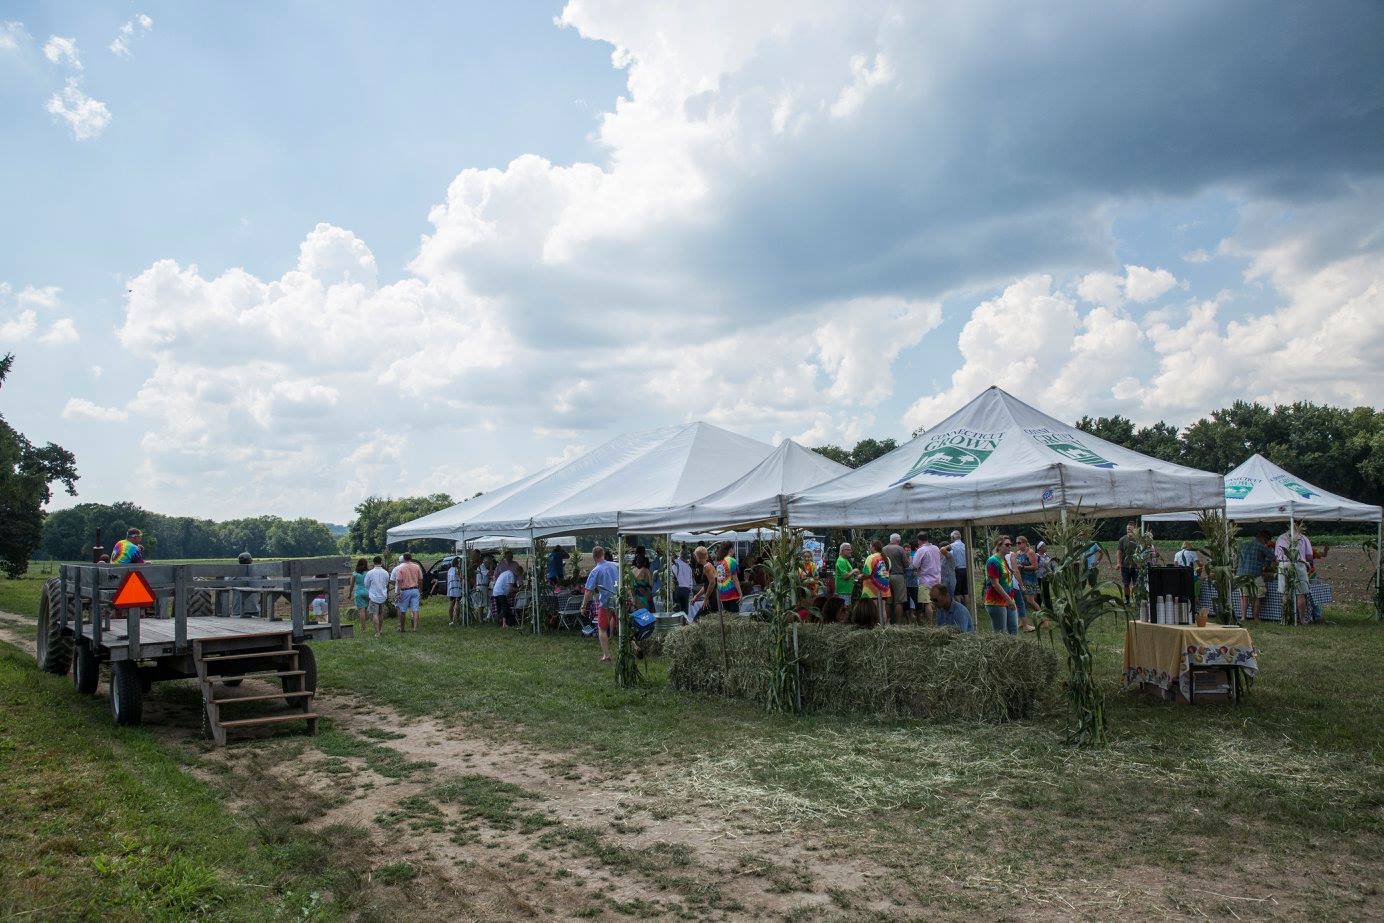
[615,539,643,688]
[530,536,547,633]
[1195,510,1237,625]
[1362,539,1382,621]
[764,524,805,714]
[1281,541,1304,626]
[1040,513,1122,747]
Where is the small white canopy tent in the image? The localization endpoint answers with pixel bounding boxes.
[384,461,565,544]
[447,421,776,538]
[1144,454,1383,523]
[1144,453,1382,596]
[787,386,1224,527]
[620,439,851,534]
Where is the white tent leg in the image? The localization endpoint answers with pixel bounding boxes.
[665,534,674,614]
[1287,511,1296,624]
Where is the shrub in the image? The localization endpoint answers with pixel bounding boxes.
[665,620,1057,722]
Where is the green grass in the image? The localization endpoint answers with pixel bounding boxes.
[308,594,1384,915]
[0,642,367,921]
[2,560,1381,917]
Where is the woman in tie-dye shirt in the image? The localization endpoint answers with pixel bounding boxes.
[713,543,743,614]
[861,540,892,626]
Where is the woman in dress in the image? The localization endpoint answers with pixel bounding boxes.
[631,549,655,612]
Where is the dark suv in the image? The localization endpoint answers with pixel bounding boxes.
[422,555,463,598]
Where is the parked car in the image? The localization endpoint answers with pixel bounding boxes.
[422,555,462,598]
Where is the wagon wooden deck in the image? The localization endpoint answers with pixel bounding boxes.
[35,557,355,745]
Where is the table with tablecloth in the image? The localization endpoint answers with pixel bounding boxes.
[1197,578,1333,623]
[1123,620,1258,701]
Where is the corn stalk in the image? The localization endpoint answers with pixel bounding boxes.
[1281,542,1304,625]
[1363,538,1382,620]
[1040,513,1121,747]
[1195,510,1237,625]
[530,535,547,633]
[615,538,643,687]
[764,524,804,714]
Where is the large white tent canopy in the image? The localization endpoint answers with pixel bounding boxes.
[1145,454,1382,523]
[386,422,775,543]
[787,387,1224,527]
[620,439,850,533]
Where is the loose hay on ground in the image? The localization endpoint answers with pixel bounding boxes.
[665,620,1057,721]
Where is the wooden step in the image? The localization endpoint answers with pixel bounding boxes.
[212,690,314,705]
[193,629,292,641]
[198,650,297,663]
[205,670,304,684]
[218,712,320,729]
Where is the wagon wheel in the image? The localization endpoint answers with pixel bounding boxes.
[110,660,143,726]
[73,640,100,695]
[36,577,73,675]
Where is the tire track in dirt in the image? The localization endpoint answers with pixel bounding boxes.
[0,610,887,920]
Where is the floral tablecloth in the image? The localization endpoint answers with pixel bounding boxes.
[1122,621,1258,700]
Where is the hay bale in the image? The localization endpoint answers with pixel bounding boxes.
[665,620,1057,722]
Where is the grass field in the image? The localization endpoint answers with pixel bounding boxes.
[0,566,1381,919]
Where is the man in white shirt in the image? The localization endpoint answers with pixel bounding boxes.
[949,531,969,602]
[671,552,694,616]
[492,564,523,628]
[363,556,391,638]
[1173,541,1199,570]
[1275,525,1313,621]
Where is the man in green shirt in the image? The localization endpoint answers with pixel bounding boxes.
[834,542,859,603]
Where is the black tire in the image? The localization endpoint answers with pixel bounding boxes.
[110,660,143,726]
[282,644,317,694]
[73,640,99,695]
[36,577,73,675]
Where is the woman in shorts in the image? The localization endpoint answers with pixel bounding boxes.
[351,558,370,634]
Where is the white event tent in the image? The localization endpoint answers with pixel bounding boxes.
[1145,453,1382,590]
[621,438,851,534]
[1144,454,1383,524]
[787,386,1224,527]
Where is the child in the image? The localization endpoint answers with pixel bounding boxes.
[310,592,328,623]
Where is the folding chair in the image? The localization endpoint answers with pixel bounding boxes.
[556,593,583,631]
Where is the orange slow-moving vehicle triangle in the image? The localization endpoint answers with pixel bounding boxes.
[112,570,156,609]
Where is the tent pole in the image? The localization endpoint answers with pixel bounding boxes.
[1287,509,1296,625]
[1376,520,1382,619]
[965,522,977,611]
[530,527,539,635]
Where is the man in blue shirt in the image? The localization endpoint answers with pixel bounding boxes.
[930,584,973,632]
[1236,530,1275,621]
[546,544,569,590]
[581,546,620,663]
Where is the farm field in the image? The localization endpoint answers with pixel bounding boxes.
[0,568,1380,921]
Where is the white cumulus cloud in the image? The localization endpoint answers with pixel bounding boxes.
[46,77,111,140]
[42,35,81,69]
[0,21,30,52]
[109,13,153,57]
[63,398,129,422]
[38,317,79,344]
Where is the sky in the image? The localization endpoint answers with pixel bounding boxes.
[2,1,1382,523]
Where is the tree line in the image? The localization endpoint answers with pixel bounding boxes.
[40,501,341,562]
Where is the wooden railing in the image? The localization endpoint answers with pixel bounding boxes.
[56,557,352,655]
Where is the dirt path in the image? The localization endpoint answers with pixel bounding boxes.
[0,611,886,920]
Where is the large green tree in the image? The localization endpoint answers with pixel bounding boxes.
[346,494,456,554]
[265,518,339,557]
[0,354,79,576]
[811,438,899,469]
